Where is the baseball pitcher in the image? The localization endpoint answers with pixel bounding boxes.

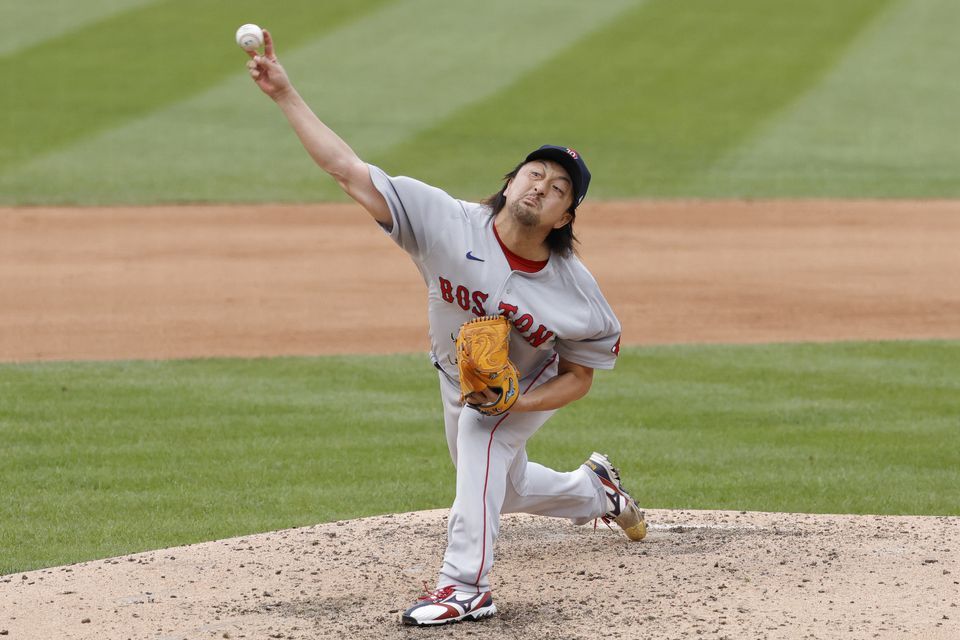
[245,29,646,627]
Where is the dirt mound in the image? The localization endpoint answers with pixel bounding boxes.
[2,509,957,639]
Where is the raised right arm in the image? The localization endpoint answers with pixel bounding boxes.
[246,29,391,227]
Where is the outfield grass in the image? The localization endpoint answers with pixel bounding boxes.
[3,0,959,203]
[380,0,894,197]
[1,0,390,173]
[1,341,957,574]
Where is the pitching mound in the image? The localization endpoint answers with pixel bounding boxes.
[3,509,957,639]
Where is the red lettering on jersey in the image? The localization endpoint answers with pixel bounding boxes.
[438,276,492,317]
[526,324,555,348]
[612,337,621,356]
[514,313,534,333]
[455,285,471,311]
[471,291,488,317]
[499,303,556,346]
[439,276,454,303]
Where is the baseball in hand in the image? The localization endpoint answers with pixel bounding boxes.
[235,24,264,51]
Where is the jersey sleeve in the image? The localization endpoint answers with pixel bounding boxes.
[554,313,621,370]
[368,164,460,258]
[553,267,622,370]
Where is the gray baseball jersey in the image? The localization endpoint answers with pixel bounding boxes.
[368,164,622,379]
[368,164,620,593]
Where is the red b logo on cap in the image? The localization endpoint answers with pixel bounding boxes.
[565,148,579,159]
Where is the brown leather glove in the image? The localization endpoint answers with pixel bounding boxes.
[456,315,520,416]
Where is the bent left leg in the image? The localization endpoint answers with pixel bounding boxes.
[502,448,606,520]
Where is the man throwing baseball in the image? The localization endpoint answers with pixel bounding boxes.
[245,30,646,627]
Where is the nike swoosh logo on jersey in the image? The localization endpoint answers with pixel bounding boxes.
[466,251,485,262]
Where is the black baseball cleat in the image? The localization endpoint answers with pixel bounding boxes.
[401,583,497,626]
[584,452,647,541]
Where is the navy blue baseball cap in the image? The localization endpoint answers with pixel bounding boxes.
[524,145,591,208]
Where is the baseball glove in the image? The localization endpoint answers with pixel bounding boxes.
[456,315,520,416]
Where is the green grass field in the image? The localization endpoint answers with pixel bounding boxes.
[3,0,959,203]
[2,342,958,574]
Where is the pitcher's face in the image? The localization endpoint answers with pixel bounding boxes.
[503,160,574,230]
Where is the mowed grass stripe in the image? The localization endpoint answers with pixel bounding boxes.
[374,0,893,199]
[2,341,958,574]
[0,0,639,205]
[691,0,960,197]
[5,0,159,57]
[0,0,391,171]
[0,0,156,56]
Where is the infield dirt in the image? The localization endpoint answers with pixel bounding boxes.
[2,200,959,361]
[1,200,958,639]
